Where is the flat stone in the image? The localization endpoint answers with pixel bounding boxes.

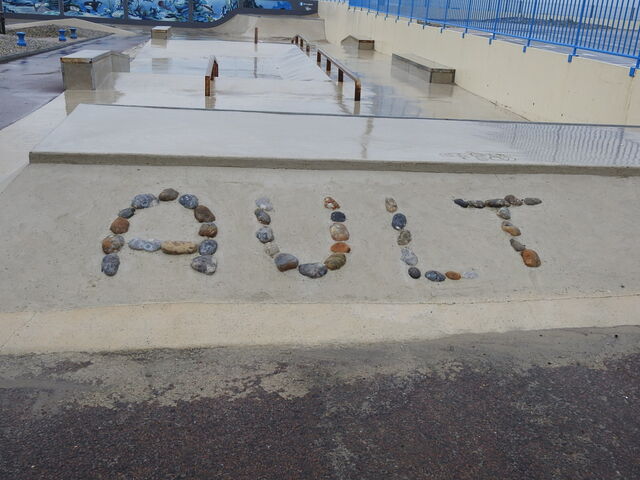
[524,197,542,206]
[198,239,218,255]
[510,238,526,252]
[397,229,412,246]
[191,255,217,275]
[331,242,351,253]
[159,188,179,201]
[161,241,198,255]
[128,238,161,252]
[501,221,521,236]
[468,200,485,209]
[504,194,523,206]
[255,208,271,225]
[199,222,218,238]
[118,207,135,219]
[178,194,199,209]
[330,211,346,222]
[264,242,280,257]
[324,196,340,210]
[385,197,398,213]
[485,198,508,208]
[324,253,346,270]
[425,270,446,282]
[101,254,120,276]
[445,271,461,280]
[256,226,274,243]
[255,197,273,211]
[522,248,542,267]
[274,253,299,272]
[408,267,421,279]
[400,247,418,266]
[392,213,407,230]
[194,205,215,223]
[330,223,350,241]
[102,235,125,254]
[110,217,129,234]
[131,193,158,209]
[298,262,328,279]
[462,271,479,279]
[453,199,469,208]
[496,207,511,220]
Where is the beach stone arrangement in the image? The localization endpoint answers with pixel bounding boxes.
[385,197,477,282]
[254,196,350,279]
[453,195,542,268]
[100,189,219,276]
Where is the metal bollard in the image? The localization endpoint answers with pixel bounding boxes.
[16,32,27,47]
[254,27,258,44]
[69,27,78,39]
[58,29,67,42]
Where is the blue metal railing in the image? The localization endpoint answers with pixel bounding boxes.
[336,0,640,76]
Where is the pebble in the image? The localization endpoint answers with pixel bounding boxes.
[102,235,125,254]
[199,239,218,255]
[128,238,161,252]
[392,213,407,230]
[255,208,271,225]
[397,229,412,246]
[521,249,541,267]
[324,253,346,270]
[385,197,398,213]
[264,242,280,257]
[118,207,135,219]
[131,194,158,209]
[445,271,461,280]
[400,247,418,266]
[462,271,478,279]
[330,223,350,241]
[255,197,273,211]
[408,267,421,279]
[524,197,542,206]
[159,188,179,201]
[510,238,526,252]
[324,196,340,210]
[504,194,522,206]
[199,222,218,238]
[110,217,129,234]
[453,199,469,208]
[161,241,198,254]
[331,242,351,253]
[298,263,328,279]
[274,253,299,272]
[178,194,199,209]
[101,254,120,276]
[194,205,215,223]
[485,198,508,208]
[191,255,217,275]
[468,200,485,208]
[331,211,346,222]
[256,226,274,243]
[501,221,521,236]
[496,207,511,220]
[425,270,446,282]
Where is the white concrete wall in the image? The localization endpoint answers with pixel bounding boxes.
[318,2,640,125]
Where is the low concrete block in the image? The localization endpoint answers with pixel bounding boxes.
[60,50,130,90]
[151,26,172,40]
[392,53,456,84]
[343,35,375,50]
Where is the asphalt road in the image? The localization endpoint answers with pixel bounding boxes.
[1,326,639,479]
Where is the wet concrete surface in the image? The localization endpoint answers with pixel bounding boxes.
[1,326,639,479]
[0,34,147,130]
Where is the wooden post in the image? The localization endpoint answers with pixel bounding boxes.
[317,51,321,63]
[254,27,258,44]
[326,59,331,73]
[354,81,361,102]
[338,69,344,82]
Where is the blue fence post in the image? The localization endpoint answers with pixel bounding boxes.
[422,0,431,28]
[489,0,503,44]
[396,0,402,21]
[440,0,451,32]
[462,0,472,37]
[408,0,415,24]
[568,0,588,62]
[523,0,539,52]
[385,0,391,18]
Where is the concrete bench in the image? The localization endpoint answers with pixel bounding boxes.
[151,26,171,40]
[392,53,455,84]
[342,35,375,50]
[60,50,130,90]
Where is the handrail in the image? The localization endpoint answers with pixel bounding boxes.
[291,34,314,54]
[204,55,218,97]
[316,49,362,102]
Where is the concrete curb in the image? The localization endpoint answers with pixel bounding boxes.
[0,33,112,64]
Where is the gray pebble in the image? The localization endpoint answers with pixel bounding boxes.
[255,208,271,225]
[101,254,120,276]
[179,194,199,209]
[510,238,526,252]
[504,194,523,206]
[397,229,412,246]
[264,242,280,257]
[524,197,542,206]
[497,207,511,220]
[400,247,418,266]
[255,197,273,211]
[331,211,346,222]
[462,271,479,279]
[199,239,218,255]
[118,207,135,219]
[256,226,274,243]
[468,200,485,208]
[408,267,421,279]
[128,238,161,252]
[131,193,158,209]
[274,253,299,272]
[385,197,398,213]
[298,263,328,279]
[159,188,179,201]
[191,255,217,275]
[392,213,407,230]
[425,270,446,282]
[453,199,469,208]
[485,198,508,208]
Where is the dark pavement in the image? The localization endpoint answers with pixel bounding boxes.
[0,33,148,130]
[1,326,639,479]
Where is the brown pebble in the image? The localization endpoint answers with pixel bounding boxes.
[521,249,541,267]
[158,188,179,201]
[101,235,124,254]
[504,194,523,206]
[161,241,198,255]
[445,271,461,280]
[385,197,398,213]
[110,217,129,234]
[324,196,340,210]
[198,222,218,237]
[330,223,349,241]
[331,242,351,253]
[324,253,347,270]
[501,221,521,236]
[194,205,215,223]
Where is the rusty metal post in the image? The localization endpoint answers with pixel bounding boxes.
[317,51,321,63]
[213,60,218,77]
[205,77,210,97]
[326,59,331,73]
[354,81,361,102]
[254,27,258,44]
[338,69,344,83]
[306,44,310,54]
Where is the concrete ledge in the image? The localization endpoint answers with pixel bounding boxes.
[392,53,455,84]
[61,50,130,90]
[343,35,375,50]
[151,26,172,40]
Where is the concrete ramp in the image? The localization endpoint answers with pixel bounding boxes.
[198,14,326,41]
